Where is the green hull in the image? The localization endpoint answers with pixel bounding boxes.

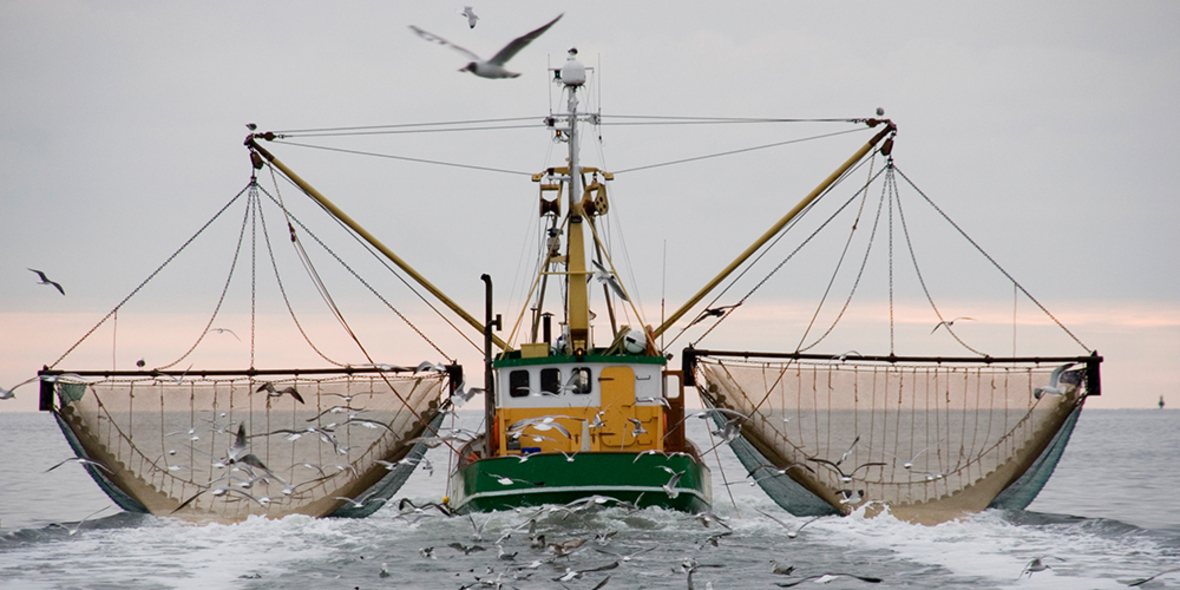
[447,452,712,513]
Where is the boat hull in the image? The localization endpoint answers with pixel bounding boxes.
[447,451,712,513]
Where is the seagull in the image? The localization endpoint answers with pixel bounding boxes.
[0,377,35,400]
[591,260,629,302]
[884,447,929,470]
[931,316,975,334]
[1034,363,1078,399]
[45,456,112,474]
[661,469,685,498]
[808,457,886,482]
[246,123,257,131]
[450,379,485,406]
[207,327,241,341]
[333,494,389,509]
[770,560,796,576]
[833,350,862,362]
[755,509,823,539]
[837,435,861,466]
[627,417,647,437]
[256,381,305,404]
[748,462,814,481]
[698,531,732,549]
[160,364,192,386]
[28,268,65,295]
[775,573,883,587]
[448,541,487,555]
[1127,567,1180,587]
[410,13,562,79]
[687,303,741,327]
[48,506,112,536]
[1019,556,1064,579]
[416,360,448,373]
[460,6,479,28]
[838,489,866,505]
[485,472,538,486]
[876,107,885,117]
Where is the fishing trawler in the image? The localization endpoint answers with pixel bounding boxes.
[38,51,1101,524]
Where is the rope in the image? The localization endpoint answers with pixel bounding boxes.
[275,123,543,139]
[601,115,880,125]
[154,190,253,370]
[892,166,1091,353]
[613,128,867,175]
[892,166,988,356]
[258,182,460,357]
[681,157,886,348]
[794,159,887,353]
[264,168,480,353]
[888,165,895,355]
[255,184,348,367]
[50,184,252,369]
[270,116,541,136]
[260,173,458,454]
[270,140,534,177]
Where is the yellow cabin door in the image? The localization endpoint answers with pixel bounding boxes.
[598,366,655,450]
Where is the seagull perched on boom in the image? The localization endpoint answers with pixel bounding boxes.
[410,13,562,79]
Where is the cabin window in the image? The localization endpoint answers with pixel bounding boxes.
[569,367,592,394]
[509,369,531,398]
[540,368,561,396]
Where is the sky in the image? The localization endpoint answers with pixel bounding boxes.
[2,1,1178,411]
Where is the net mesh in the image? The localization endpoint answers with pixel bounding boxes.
[695,355,1094,524]
[51,371,445,523]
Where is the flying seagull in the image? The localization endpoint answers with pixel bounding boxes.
[0,377,36,400]
[687,303,741,327]
[207,327,241,341]
[1034,363,1077,399]
[461,6,479,28]
[931,316,974,334]
[28,268,65,295]
[256,381,305,404]
[1019,556,1064,579]
[589,259,629,302]
[410,13,563,79]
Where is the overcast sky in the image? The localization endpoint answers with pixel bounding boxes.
[2,1,1178,411]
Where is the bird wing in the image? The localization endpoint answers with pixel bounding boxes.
[1047,363,1076,388]
[605,275,630,302]
[409,26,482,62]
[487,13,562,66]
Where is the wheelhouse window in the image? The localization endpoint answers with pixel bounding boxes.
[540,368,561,396]
[509,369,531,398]
[569,367,592,394]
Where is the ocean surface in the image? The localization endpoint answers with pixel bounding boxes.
[0,408,1176,589]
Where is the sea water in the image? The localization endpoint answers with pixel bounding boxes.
[0,409,1176,589]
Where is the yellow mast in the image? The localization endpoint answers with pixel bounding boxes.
[246,136,509,351]
[652,123,895,340]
